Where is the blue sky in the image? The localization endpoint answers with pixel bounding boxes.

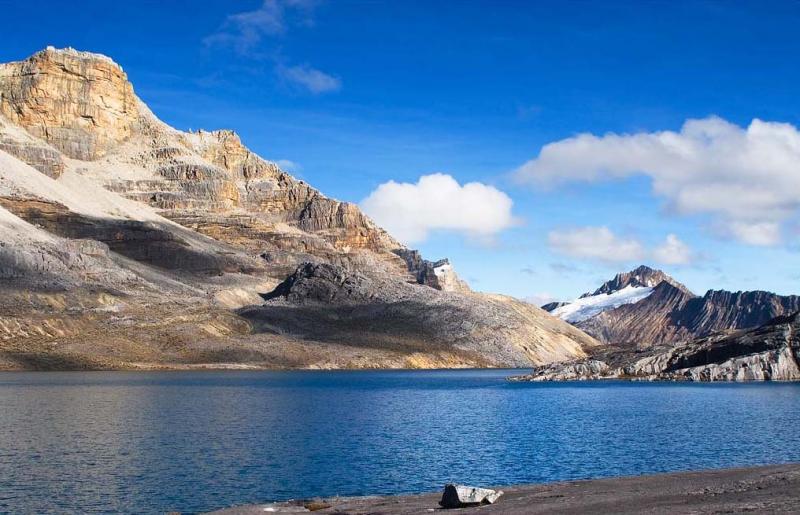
[2,0,799,300]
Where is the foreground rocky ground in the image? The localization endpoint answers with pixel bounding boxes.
[208,463,800,514]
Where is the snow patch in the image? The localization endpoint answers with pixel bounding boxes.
[433,263,451,277]
[551,285,655,323]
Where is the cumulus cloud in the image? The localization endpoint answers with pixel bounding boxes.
[652,234,693,265]
[277,64,341,93]
[515,116,800,246]
[548,226,645,263]
[549,227,695,265]
[360,173,517,244]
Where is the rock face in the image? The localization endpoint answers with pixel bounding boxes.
[513,312,800,382]
[546,265,800,348]
[395,249,471,292]
[0,47,599,370]
[0,125,65,179]
[0,47,138,160]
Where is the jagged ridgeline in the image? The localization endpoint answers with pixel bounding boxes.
[532,265,800,381]
[545,265,800,347]
[0,47,599,370]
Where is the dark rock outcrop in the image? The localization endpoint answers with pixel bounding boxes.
[541,301,569,312]
[0,137,65,179]
[514,312,800,382]
[680,289,800,336]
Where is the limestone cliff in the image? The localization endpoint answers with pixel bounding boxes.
[0,47,138,160]
[0,47,598,370]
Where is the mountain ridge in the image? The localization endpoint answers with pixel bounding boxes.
[581,264,693,298]
[545,265,800,347]
[0,47,598,370]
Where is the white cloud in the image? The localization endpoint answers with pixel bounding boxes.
[548,227,696,265]
[275,159,301,172]
[515,116,800,246]
[359,173,516,244]
[652,234,693,265]
[204,1,322,57]
[277,64,341,94]
[205,0,289,51]
[205,1,340,95]
[548,226,645,263]
[726,221,781,246]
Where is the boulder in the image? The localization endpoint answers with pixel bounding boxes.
[439,484,503,508]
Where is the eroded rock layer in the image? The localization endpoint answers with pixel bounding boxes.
[0,47,138,160]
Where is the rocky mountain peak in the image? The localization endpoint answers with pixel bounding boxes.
[582,265,692,298]
[0,46,139,160]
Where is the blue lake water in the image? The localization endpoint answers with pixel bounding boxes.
[1,370,799,513]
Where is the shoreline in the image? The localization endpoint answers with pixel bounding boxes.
[2,366,798,384]
[209,463,800,514]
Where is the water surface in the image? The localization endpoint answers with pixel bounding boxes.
[1,370,799,513]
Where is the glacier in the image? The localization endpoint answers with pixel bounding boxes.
[551,285,655,323]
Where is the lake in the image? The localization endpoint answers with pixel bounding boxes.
[1,370,799,513]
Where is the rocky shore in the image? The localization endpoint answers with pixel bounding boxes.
[209,463,800,514]
[510,311,800,382]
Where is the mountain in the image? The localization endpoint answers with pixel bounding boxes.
[0,47,598,370]
[513,311,800,382]
[544,265,800,347]
[547,265,693,326]
[580,265,691,298]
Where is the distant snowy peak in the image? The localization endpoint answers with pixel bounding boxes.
[545,265,690,324]
[551,285,656,323]
[581,265,692,298]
